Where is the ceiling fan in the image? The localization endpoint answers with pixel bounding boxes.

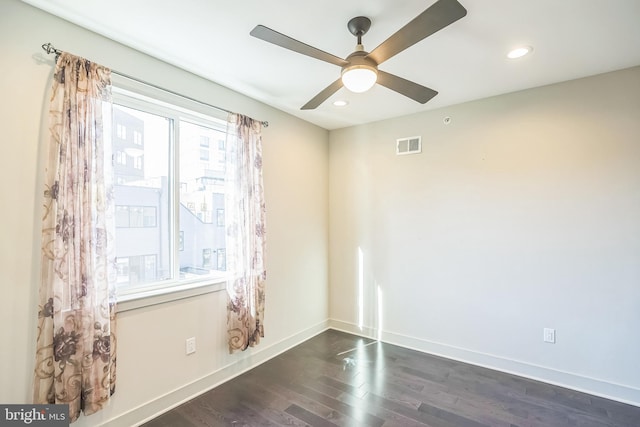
[250,0,467,110]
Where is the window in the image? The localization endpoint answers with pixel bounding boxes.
[115,150,126,165]
[143,207,156,227]
[115,205,157,228]
[216,248,226,271]
[116,258,129,285]
[129,206,144,227]
[116,123,127,139]
[202,248,212,269]
[133,130,143,145]
[115,206,130,228]
[112,84,230,299]
[115,255,158,285]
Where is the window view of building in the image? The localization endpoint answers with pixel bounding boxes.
[178,120,227,278]
[112,102,227,293]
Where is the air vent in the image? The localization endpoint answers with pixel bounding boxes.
[396,136,421,155]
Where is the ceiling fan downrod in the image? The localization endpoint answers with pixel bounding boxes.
[347,16,372,47]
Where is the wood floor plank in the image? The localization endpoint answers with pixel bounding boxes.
[285,404,339,427]
[418,401,495,427]
[286,381,385,427]
[334,391,437,427]
[142,330,640,427]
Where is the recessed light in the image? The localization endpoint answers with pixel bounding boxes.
[333,100,349,107]
[507,46,533,59]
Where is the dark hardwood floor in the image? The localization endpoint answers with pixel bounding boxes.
[142,330,639,427]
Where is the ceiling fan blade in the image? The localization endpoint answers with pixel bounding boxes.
[251,25,348,67]
[376,70,438,104]
[367,0,467,65]
[301,78,344,110]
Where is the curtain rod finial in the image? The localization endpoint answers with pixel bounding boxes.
[42,43,62,58]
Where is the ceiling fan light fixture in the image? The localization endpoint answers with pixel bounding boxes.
[341,65,378,93]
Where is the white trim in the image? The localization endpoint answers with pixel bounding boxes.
[116,279,226,312]
[328,319,640,408]
[95,320,330,427]
[84,318,640,426]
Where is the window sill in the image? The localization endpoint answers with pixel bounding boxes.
[116,279,226,313]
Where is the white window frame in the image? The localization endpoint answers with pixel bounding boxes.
[112,76,230,312]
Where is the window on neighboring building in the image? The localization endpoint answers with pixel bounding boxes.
[129,206,144,227]
[143,207,156,227]
[216,249,226,271]
[115,206,130,228]
[115,254,158,285]
[115,150,126,165]
[116,258,129,285]
[116,123,127,139]
[217,208,224,227]
[115,205,157,228]
[133,130,143,145]
[112,84,229,299]
[202,248,212,269]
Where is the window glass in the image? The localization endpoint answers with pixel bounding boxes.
[113,104,171,289]
[178,120,227,279]
[143,207,157,227]
[216,248,226,271]
[115,206,129,228]
[112,92,229,298]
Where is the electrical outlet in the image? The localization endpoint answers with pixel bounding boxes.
[543,328,556,344]
[186,337,196,355]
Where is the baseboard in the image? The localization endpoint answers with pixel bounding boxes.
[102,320,330,427]
[328,319,640,408]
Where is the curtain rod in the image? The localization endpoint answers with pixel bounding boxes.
[41,43,269,128]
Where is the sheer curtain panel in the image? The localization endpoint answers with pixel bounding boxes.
[33,52,117,422]
[225,114,267,353]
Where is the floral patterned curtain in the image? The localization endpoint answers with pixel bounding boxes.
[33,52,117,422]
[225,114,267,353]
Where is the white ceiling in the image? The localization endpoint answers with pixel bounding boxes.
[22,0,640,130]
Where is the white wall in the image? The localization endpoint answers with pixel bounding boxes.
[3,0,639,422]
[0,1,329,425]
[329,66,640,405]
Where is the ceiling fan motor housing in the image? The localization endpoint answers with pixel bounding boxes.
[343,50,378,74]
